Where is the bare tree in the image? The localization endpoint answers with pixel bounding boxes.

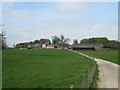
[59,35,70,49]
[52,35,70,49]
[59,35,70,44]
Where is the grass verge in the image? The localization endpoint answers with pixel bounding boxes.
[89,64,99,88]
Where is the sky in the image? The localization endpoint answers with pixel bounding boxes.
[1,2,118,47]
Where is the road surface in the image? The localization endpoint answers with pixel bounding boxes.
[94,58,119,88]
[68,50,119,88]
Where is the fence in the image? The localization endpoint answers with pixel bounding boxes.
[71,60,96,88]
[68,50,97,88]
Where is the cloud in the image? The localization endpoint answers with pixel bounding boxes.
[75,22,118,41]
[12,10,32,19]
[56,2,87,14]
[6,19,118,46]
[3,3,32,21]
[3,2,118,47]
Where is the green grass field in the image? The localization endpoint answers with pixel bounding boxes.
[3,49,94,88]
[0,50,2,89]
[77,51,119,65]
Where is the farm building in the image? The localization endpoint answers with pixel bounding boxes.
[28,43,58,49]
[72,44,103,51]
[42,44,57,48]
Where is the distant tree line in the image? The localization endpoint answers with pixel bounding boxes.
[15,35,70,48]
[15,39,51,48]
[80,37,120,49]
[15,36,119,49]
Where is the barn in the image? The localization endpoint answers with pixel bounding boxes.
[72,44,103,51]
[28,43,58,49]
[42,44,58,48]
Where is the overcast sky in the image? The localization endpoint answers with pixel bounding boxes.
[1,2,118,47]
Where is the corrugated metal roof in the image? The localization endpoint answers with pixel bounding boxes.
[72,44,103,48]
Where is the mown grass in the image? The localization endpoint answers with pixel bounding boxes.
[77,51,119,65]
[3,49,94,88]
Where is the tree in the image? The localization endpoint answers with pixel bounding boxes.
[52,35,70,48]
[80,37,120,49]
[59,35,70,44]
[52,35,70,45]
[0,24,7,49]
[15,43,22,48]
[2,32,7,49]
[30,41,34,45]
[34,40,39,44]
[80,39,88,44]
[15,38,51,49]
[0,33,2,49]
[59,35,70,48]
[52,36,60,44]
[39,39,51,44]
[73,39,78,44]
[80,37,108,44]
[13,44,16,48]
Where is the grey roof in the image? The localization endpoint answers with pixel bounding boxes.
[72,44,103,48]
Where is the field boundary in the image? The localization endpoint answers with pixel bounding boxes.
[77,51,119,65]
[68,49,119,88]
[68,49,97,88]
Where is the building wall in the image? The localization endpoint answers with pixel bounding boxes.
[46,46,54,48]
[42,44,47,48]
[72,47,103,51]
[46,45,54,48]
[72,47,94,51]
[94,48,103,51]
